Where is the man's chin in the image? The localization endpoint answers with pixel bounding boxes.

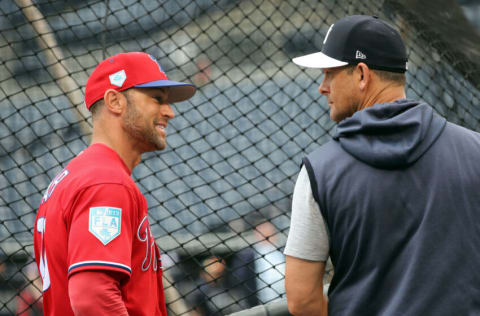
[154,141,167,151]
[330,112,339,123]
[330,111,346,123]
[142,140,167,153]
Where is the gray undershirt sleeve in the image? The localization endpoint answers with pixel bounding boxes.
[284,165,329,262]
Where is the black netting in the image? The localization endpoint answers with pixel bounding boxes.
[1,0,480,315]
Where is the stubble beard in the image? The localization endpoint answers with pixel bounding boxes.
[123,101,166,152]
[331,96,360,123]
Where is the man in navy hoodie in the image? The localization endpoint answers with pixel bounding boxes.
[284,15,480,316]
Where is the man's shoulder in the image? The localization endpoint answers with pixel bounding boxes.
[306,139,345,160]
[445,120,480,137]
[65,148,134,189]
[438,121,480,156]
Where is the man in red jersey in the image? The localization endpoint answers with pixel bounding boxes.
[33,52,196,316]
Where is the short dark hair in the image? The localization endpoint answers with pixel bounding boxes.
[372,69,406,86]
[89,99,105,119]
[345,64,405,86]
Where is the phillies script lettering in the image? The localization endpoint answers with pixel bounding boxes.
[42,169,69,204]
[137,216,160,271]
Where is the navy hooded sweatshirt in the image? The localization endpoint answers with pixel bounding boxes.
[303,99,480,315]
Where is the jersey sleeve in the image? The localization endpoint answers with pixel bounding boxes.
[66,183,137,277]
[284,165,330,262]
[69,270,129,315]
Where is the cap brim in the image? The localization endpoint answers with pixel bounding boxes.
[292,52,348,69]
[135,80,196,103]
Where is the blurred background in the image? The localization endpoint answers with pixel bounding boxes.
[1,0,480,315]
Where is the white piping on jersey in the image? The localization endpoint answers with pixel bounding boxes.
[68,260,132,274]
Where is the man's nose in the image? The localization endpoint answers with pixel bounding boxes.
[162,104,175,119]
[318,79,329,96]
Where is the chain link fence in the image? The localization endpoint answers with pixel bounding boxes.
[1,0,480,315]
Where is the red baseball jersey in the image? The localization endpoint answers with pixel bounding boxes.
[33,143,167,316]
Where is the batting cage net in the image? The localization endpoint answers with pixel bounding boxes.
[1,0,480,315]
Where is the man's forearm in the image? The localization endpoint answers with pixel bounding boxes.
[287,290,328,315]
[285,256,328,316]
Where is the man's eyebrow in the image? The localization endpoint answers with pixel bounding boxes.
[151,88,168,102]
[153,95,167,103]
[152,94,167,102]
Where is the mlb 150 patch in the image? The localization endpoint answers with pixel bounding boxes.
[89,207,122,245]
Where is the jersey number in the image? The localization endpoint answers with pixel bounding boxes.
[37,217,50,291]
[37,169,69,290]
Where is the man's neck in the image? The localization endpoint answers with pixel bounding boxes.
[91,124,142,172]
[360,84,406,111]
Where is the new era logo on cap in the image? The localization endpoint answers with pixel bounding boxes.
[356,50,367,60]
[109,70,127,87]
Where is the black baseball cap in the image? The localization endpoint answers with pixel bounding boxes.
[293,15,408,73]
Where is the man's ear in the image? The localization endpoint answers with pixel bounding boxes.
[103,89,127,114]
[356,63,371,91]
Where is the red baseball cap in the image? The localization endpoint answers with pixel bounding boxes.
[84,52,196,110]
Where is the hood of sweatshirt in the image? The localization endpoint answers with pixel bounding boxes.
[333,99,446,169]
